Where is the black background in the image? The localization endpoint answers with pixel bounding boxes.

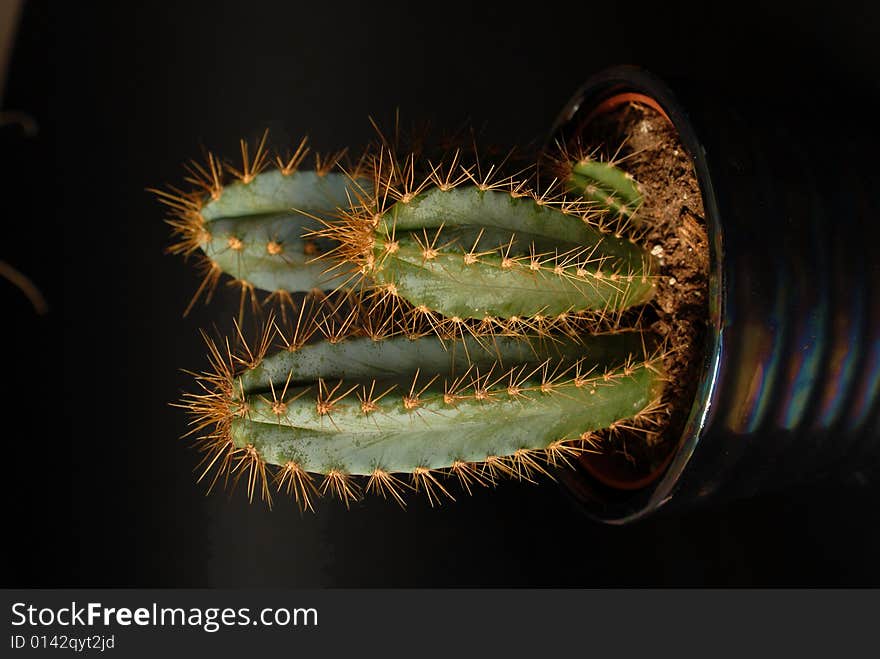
[3,1,879,586]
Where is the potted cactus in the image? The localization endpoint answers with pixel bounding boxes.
[156,66,880,521]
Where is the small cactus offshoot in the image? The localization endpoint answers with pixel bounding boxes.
[157,124,672,509]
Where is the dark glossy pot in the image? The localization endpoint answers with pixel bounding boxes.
[552,66,880,524]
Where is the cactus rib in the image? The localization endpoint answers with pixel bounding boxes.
[370,232,653,319]
[203,213,337,292]
[200,169,360,222]
[239,330,648,395]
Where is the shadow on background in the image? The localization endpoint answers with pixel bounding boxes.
[2,0,878,586]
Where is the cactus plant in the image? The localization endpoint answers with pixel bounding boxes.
[158,126,672,509]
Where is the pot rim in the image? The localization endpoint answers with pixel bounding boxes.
[549,65,725,524]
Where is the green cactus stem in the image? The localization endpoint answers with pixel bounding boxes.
[200,169,358,222]
[234,360,660,477]
[200,170,365,292]
[187,327,664,508]
[343,186,656,319]
[155,133,371,311]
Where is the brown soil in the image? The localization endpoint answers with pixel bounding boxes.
[573,101,710,487]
